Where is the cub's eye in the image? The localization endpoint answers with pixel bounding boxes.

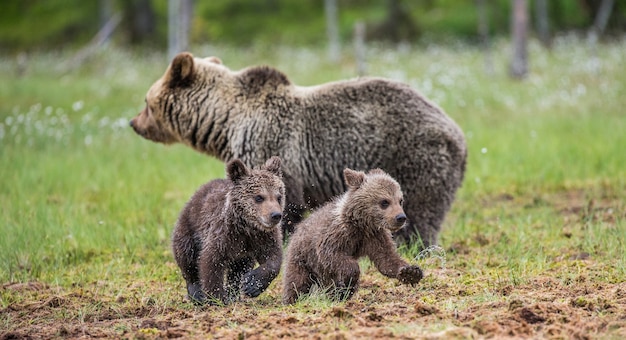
[254,195,264,203]
[277,195,283,204]
[380,199,390,209]
[399,198,404,206]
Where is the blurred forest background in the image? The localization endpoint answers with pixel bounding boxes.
[0,0,624,53]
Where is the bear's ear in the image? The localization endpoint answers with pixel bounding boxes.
[239,66,290,94]
[205,56,222,64]
[262,156,282,177]
[227,159,250,183]
[368,168,386,176]
[344,168,365,190]
[167,52,195,88]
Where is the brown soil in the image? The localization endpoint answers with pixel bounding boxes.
[2,275,625,339]
[2,190,625,339]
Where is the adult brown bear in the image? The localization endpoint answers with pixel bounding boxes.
[130,52,467,247]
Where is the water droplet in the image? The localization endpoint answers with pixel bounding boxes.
[414,245,447,269]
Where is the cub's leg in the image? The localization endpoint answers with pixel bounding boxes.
[171,228,205,303]
[242,242,282,298]
[226,257,255,302]
[366,235,423,285]
[282,261,315,305]
[198,246,227,305]
[330,258,360,301]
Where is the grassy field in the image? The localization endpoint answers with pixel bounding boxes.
[1,36,625,338]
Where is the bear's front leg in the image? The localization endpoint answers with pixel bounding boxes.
[397,265,423,285]
[198,250,227,305]
[186,282,207,305]
[242,243,282,298]
[226,257,255,303]
[366,233,419,281]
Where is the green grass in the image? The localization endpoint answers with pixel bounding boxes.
[1,36,625,302]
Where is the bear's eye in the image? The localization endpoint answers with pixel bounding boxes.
[380,199,390,209]
[277,195,282,204]
[254,195,264,203]
[399,198,404,206]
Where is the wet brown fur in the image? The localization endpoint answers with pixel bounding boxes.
[131,52,467,248]
[171,157,285,305]
[282,168,423,304]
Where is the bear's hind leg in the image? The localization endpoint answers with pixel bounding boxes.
[282,263,315,304]
[331,260,360,301]
[172,229,205,303]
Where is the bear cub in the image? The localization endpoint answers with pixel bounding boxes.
[172,156,285,305]
[282,168,423,304]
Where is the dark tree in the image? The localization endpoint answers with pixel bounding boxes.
[121,0,156,45]
[368,0,420,43]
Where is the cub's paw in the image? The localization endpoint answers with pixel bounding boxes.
[187,282,208,305]
[242,272,270,298]
[398,265,423,285]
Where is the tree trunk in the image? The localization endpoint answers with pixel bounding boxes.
[477,0,493,75]
[325,0,340,63]
[535,0,551,48]
[509,0,528,79]
[587,0,614,44]
[354,21,366,76]
[168,0,193,60]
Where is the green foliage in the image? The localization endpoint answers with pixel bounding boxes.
[0,0,99,51]
[1,0,623,51]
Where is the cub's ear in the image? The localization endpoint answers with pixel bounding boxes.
[262,156,282,177]
[344,168,365,190]
[227,159,250,183]
[239,66,290,95]
[167,52,195,88]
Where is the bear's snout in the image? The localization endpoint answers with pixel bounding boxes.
[395,213,407,226]
[270,212,283,223]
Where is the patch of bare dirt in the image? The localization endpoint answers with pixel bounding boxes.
[3,276,625,339]
[2,190,624,339]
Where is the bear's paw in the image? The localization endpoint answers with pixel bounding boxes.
[242,270,271,297]
[398,265,423,286]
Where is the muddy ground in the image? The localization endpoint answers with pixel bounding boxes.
[2,274,626,339]
[2,191,625,339]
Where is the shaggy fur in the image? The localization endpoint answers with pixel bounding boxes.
[282,168,423,304]
[171,157,285,305]
[131,52,467,247]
